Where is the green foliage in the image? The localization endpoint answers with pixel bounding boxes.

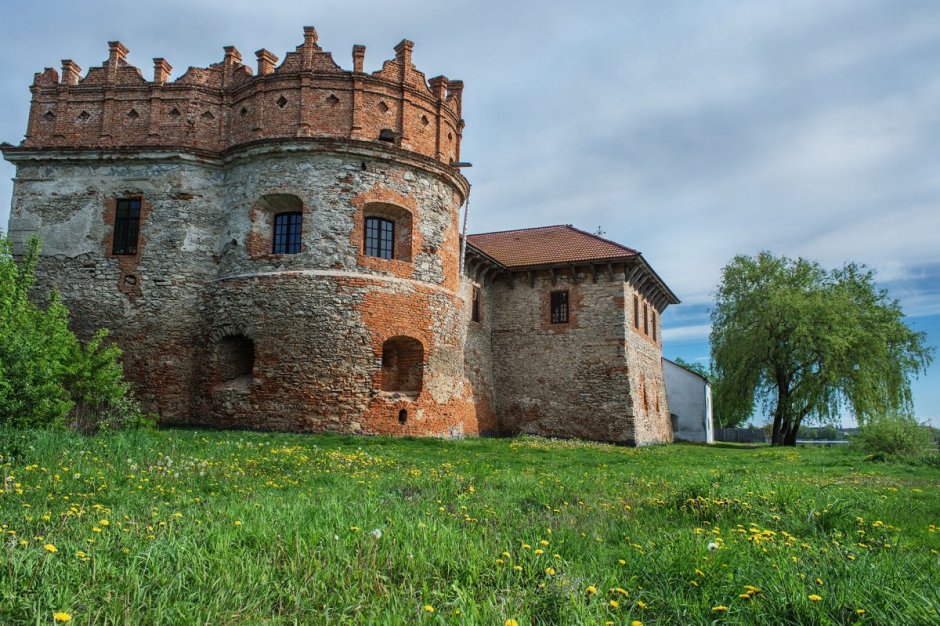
[0,233,141,431]
[710,252,933,445]
[672,357,711,381]
[1,429,938,624]
[851,416,937,457]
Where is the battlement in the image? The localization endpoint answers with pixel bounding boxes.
[17,27,464,163]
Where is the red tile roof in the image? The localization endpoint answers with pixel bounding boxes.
[466,225,639,268]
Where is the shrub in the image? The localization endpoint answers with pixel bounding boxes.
[851,416,936,457]
[0,233,143,431]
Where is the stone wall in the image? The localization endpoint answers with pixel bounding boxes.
[6,141,477,437]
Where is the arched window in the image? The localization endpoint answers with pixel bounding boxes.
[273,212,302,254]
[365,216,395,259]
[380,336,424,393]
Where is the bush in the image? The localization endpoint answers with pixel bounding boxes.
[0,233,143,432]
[851,417,936,457]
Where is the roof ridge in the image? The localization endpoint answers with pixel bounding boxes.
[466,224,571,238]
[564,224,641,256]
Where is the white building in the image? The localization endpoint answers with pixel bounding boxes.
[663,358,714,443]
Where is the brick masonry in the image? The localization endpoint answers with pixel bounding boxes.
[3,27,675,444]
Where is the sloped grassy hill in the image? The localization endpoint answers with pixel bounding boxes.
[1,429,937,625]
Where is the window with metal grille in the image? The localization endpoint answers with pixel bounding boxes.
[365,216,395,259]
[550,290,569,324]
[272,212,302,254]
[112,198,141,255]
[471,287,482,323]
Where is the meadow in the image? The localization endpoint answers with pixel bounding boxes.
[0,429,937,625]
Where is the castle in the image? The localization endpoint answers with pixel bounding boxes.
[1,28,679,445]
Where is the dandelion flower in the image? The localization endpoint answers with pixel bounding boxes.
[545,567,556,576]
[539,539,549,546]
[855,609,865,615]
[631,622,643,626]
[636,600,648,609]
[707,542,719,551]
[99,519,109,526]
[234,520,242,527]
[44,543,58,554]
[505,620,518,626]
[371,528,382,539]
[808,594,822,602]
[586,585,597,595]
[712,606,728,612]
[534,549,544,555]
[609,600,619,608]
[513,565,523,572]
[618,559,626,566]
[423,605,435,613]
[53,612,72,623]
[815,578,823,585]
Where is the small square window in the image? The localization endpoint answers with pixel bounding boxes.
[550,290,569,324]
[112,198,141,255]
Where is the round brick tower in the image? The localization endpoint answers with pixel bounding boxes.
[3,28,490,437]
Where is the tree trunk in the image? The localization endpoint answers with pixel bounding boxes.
[771,372,789,446]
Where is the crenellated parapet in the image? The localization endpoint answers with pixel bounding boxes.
[18,27,465,164]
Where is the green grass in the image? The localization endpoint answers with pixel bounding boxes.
[1,429,938,625]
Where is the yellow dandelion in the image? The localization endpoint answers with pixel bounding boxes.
[423,605,435,613]
[739,594,751,599]
[44,543,58,554]
[631,621,643,626]
[513,565,523,572]
[815,578,823,585]
[234,520,242,527]
[545,567,556,576]
[539,539,549,546]
[92,527,102,533]
[609,600,619,608]
[99,519,109,526]
[808,594,822,602]
[712,605,728,612]
[505,620,518,626]
[636,600,648,609]
[586,585,597,595]
[53,612,72,623]
[496,559,504,565]
[855,609,865,615]
[618,559,626,565]
[612,587,629,596]
[534,549,544,555]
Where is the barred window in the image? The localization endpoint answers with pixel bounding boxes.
[365,216,395,259]
[550,290,569,324]
[471,287,482,323]
[112,198,141,255]
[272,212,302,254]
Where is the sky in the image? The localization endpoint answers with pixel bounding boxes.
[1,0,938,426]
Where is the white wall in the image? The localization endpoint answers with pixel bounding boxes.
[663,358,713,443]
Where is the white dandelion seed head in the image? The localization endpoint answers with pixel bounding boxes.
[707,542,719,551]
[371,528,383,539]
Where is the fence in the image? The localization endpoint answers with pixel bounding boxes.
[715,427,766,444]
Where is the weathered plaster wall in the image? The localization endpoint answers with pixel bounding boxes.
[8,144,477,437]
[487,268,636,443]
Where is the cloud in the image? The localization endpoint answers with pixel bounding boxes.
[662,324,711,343]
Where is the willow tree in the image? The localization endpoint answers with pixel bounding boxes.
[710,252,932,446]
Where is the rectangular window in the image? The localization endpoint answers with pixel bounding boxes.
[643,302,649,335]
[550,290,569,324]
[651,311,657,341]
[273,212,302,254]
[365,216,395,259]
[471,287,482,323]
[112,198,141,255]
[633,295,640,329]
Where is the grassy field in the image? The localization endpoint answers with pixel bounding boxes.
[0,429,937,625]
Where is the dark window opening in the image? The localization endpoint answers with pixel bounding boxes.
[216,335,255,387]
[365,216,395,259]
[471,287,482,323]
[633,295,640,329]
[112,198,141,255]
[381,336,424,393]
[651,311,658,341]
[398,409,408,424]
[642,380,649,413]
[379,128,396,142]
[643,302,649,335]
[550,290,569,324]
[272,212,302,254]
